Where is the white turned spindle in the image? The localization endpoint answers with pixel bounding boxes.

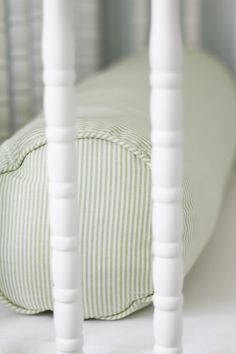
[149,1,183,354]
[42,1,83,354]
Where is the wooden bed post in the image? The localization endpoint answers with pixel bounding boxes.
[149,1,184,354]
[42,1,83,354]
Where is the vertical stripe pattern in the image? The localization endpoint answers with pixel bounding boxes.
[0,113,213,320]
[0,118,154,319]
[1,48,236,320]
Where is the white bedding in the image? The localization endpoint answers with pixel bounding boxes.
[0,169,236,354]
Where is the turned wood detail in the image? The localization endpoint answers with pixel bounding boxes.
[42,1,83,353]
[149,1,184,354]
[42,0,185,353]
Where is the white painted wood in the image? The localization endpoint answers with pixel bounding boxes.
[149,1,184,354]
[42,1,83,354]
[183,0,202,47]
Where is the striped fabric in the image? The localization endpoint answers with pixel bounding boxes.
[1,49,236,319]
[0,117,153,319]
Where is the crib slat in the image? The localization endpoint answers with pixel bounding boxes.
[149,1,184,354]
[42,1,84,354]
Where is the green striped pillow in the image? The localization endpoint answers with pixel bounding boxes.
[0,118,153,319]
[0,49,236,319]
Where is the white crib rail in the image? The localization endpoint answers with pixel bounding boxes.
[42,1,83,354]
[43,0,183,353]
[150,1,184,353]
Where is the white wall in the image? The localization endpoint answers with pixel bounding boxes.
[102,0,150,64]
[201,0,235,73]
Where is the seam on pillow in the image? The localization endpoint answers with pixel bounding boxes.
[0,124,152,319]
[97,294,154,320]
[0,288,154,319]
[0,125,151,176]
[0,291,44,315]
